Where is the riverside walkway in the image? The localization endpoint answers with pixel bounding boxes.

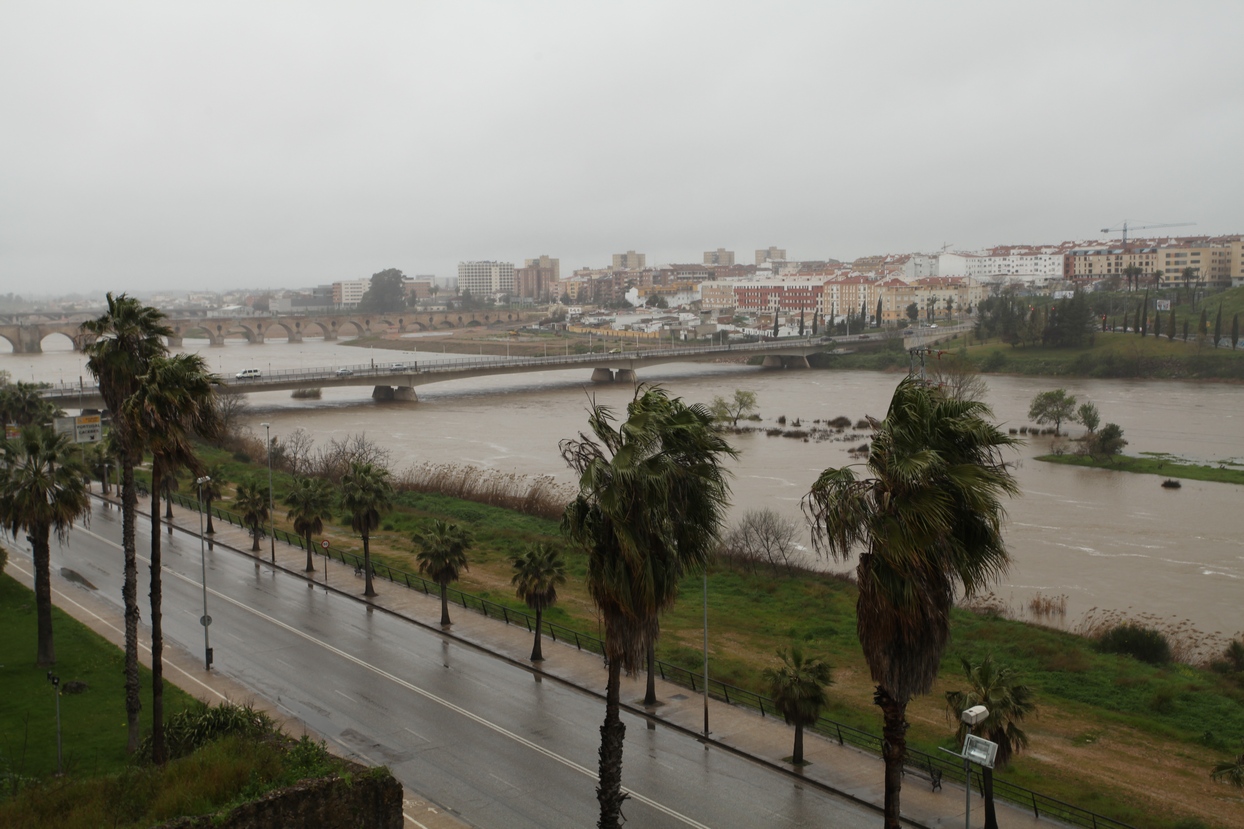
[24,487,1095,829]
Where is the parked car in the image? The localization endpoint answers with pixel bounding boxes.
[234,368,261,380]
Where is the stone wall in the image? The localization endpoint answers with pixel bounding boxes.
[156,766,403,829]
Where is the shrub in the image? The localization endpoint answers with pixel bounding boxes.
[0,543,7,573]
[828,416,852,429]
[1096,623,1172,665]
[980,351,1008,372]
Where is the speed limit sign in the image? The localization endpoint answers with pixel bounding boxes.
[320,540,330,550]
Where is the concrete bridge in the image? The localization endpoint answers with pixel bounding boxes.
[0,310,541,353]
[41,339,832,409]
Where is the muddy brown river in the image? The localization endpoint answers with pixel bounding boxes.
[8,334,1241,643]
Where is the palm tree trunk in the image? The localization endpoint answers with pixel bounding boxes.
[149,467,166,765]
[164,491,173,521]
[875,686,908,829]
[304,531,315,572]
[644,642,657,705]
[250,523,261,552]
[33,528,55,667]
[121,458,142,754]
[597,657,627,829]
[439,583,451,626]
[983,766,998,829]
[793,722,804,765]
[363,533,376,597]
[205,496,215,534]
[531,607,544,661]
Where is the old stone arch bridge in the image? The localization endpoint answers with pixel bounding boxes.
[0,310,541,353]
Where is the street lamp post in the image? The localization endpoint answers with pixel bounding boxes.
[196,476,213,670]
[46,672,62,775]
[959,705,991,829]
[261,423,275,562]
[702,570,710,738]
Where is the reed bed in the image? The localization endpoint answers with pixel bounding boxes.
[394,462,573,521]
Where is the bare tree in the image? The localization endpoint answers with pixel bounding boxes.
[722,509,801,574]
[212,393,251,444]
[928,352,988,402]
[281,428,315,475]
[311,433,392,482]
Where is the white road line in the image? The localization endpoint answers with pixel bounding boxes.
[69,526,713,828]
[334,689,358,703]
[8,555,226,702]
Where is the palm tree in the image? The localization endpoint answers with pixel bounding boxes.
[561,385,736,829]
[0,381,60,427]
[200,465,226,534]
[763,647,833,765]
[413,519,473,626]
[234,478,270,553]
[284,476,336,571]
[1212,748,1244,788]
[340,460,393,597]
[945,655,1036,829]
[83,292,172,753]
[511,543,567,660]
[126,352,220,765]
[0,426,90,666]
[803,376,1019,829]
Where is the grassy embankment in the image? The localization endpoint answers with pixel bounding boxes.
[0,570,361,828]
[192,443,1244,829]
[1037,451,1244,485]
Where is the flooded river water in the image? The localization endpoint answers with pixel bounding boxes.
[6,334,1241,641]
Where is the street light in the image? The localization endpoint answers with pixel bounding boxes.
[260,422,275,562]
[46,671,62,775]
[959,705,993,829]
[196,475,213,670]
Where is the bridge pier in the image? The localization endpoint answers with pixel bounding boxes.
[614,368,637,384]
[371,386,394,401]
[591,368,615,384]
[786,355,810,369]
[393,387,418,402]
[762,356,783,368]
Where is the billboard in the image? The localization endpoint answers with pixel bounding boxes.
[54,415,102,444]
[1156,299,1171,311]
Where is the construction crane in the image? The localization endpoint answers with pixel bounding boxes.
[1101,220,1195,245]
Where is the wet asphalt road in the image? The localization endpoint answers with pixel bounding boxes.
[41,505,879,829]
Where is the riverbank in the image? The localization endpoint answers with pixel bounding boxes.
[1036,451,1244,485]
[183,443,1244,829]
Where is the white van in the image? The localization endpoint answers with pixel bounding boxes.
[235,368,262,380]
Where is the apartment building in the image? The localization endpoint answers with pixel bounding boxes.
[698,280,737,309]
[458,261,515,298]
[1156,243,1235,288]
[703,248,735,266]
[612,250,646,270]
[331,279,369,308]
[515,255,560,301]
[755,246,786,265]
[733,279,823,314]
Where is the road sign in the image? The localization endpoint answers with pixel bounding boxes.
[199,615,212,627]
[320,540,330,550]
[53,415,102,444]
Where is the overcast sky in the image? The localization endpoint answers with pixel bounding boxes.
[2,1,1240,296]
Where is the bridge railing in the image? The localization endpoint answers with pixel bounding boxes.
[43,337,831,397]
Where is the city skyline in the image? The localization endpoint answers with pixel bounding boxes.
[2,1,1240,295]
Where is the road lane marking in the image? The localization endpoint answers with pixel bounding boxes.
[72,526,713,828]
[7,555,227,702]
[334,689,358,703]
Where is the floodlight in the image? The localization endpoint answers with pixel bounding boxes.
[963,734,998,768]
[961,704,989,727]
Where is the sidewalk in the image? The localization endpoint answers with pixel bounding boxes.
[146,493,1051,829]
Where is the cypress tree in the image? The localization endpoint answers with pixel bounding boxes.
[1231,313,1239,350]
[1153,308,1161,339]
[811,310,819,336]
[1168,309,1176,341]
[875,298,883,327]
[799,308,805,337]
[1213,305,1223,347]
[1183,319,1190,342]
[1199,308,1209,339]
[860,300,868,328]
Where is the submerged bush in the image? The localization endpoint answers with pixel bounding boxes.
[1096,623,1172,665]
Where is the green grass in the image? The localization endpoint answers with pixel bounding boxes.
[181,445,1244,827]
[0,571,198,783]
[1036,452,1244,485]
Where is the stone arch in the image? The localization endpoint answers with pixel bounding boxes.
[334,319,367,338]
[301,319,334,339]
[0,332,17,353]
[465,318,483,328]
[263,320,299,342]
[217,322,256,344]
[38,331,77,352]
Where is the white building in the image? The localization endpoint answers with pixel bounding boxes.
[332,279,369,307]
[457,261,515,298]
[965,248,1066,285]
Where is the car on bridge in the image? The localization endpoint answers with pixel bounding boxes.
[388,363,413,372]
[235,368,262,380]
[335,367,354,377]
